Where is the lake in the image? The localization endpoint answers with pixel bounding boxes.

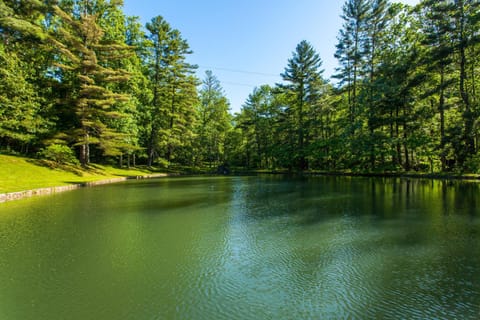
[0,175,479,319]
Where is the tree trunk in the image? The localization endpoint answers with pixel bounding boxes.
[80,144,87,167]
[148,127,157,167]
[439,68,446,171]
[80,132,90,167]
[403,124,410,171]
[395,106,402,167]
[457,0,475,165]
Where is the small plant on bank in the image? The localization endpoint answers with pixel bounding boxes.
[38,144,80,167]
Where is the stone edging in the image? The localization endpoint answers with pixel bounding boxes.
[0,173,169,203]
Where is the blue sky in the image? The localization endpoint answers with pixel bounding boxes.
[122,0,420,113]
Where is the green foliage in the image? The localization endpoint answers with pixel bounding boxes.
[38,144,80,166]
[464,154,480,173]
[235,85,281,169]
[229,0,479,174]
[49,2,133,166]
[279,40,326,170]
[0,0,52,152]
[196,70,232,167]
[0,44,42,147]
[0,0,479,174]
[143,15,199,166]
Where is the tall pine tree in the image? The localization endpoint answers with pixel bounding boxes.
[196,70,231,167]
[144,16,198,167]
[280,40,325,170]
[49,2,132,166]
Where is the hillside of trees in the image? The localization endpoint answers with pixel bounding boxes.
[1,0,479,173]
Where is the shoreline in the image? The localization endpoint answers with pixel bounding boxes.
[3,170,480,204]
[0,173,170,203]
[233,170,480,181]
[304,171,480,181]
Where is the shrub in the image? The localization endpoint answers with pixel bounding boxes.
[155,157,170,168]
[464,154,480,174]
[38,144,79,166]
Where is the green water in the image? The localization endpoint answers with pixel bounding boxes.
[0,176,479,319]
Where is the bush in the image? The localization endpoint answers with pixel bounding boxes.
[38,144,79,166]
[154,157,170,168]
[464,154,480,173]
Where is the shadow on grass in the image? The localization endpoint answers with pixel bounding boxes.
[28,158,169,181]
[82,163,109,175]
[27,159,86,176]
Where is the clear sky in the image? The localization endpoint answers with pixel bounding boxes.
[122,0,420,113]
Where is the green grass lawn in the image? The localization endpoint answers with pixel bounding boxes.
[0,155,155,193]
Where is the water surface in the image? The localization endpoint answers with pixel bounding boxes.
[0,176,479,319]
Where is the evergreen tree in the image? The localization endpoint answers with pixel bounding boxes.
[334,0,371,130]
[122,15,152,167]
[0,43,44,151]
[144,16,199,167]
[1,0,479,174]
[0,0,50,42]
[363,0,389,169]
[49,3,132,166]
[451,0,480,167]
[417,0,480,170]
[238,85,278,168]
[280,40,326,170]
[419,0,457,171]
[196,70,231,167]
[96,4,142,167]
[0,0,52,153]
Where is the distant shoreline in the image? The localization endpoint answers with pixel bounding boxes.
[304,171,480,181]
[232,169,480,181]
[3,170,479,204]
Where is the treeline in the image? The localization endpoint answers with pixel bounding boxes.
[0,0,230,168]
[234,0,480,173]
[1,0,479,173]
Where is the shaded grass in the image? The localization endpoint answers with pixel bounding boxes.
[0,155,156,193]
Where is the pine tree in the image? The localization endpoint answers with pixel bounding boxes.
[144,16,199,167]
[451,0,480,167]
[0,0,50,42]
[239,85,278,168]
[122,15,152,167]
[418,0,480,170]
[280,40,325,170]
[364,0,389,169]
[196,70,231,167]
[0,43,44,151]
[95,4,142,167]
[334,0,371,130]
[0,0,52,153]
[50,3,132,166]
[419,0,457,171]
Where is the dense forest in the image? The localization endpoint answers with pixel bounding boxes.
[1,0,479,173]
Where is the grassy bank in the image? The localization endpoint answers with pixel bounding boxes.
[0,155,156,194]
[3,154,480,195]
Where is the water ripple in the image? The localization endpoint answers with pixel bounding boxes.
[2,176,480,319]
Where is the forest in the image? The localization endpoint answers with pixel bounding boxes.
[0,0,479,173]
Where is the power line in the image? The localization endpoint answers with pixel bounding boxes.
[198,65,279,78]
[222,81,259,88]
